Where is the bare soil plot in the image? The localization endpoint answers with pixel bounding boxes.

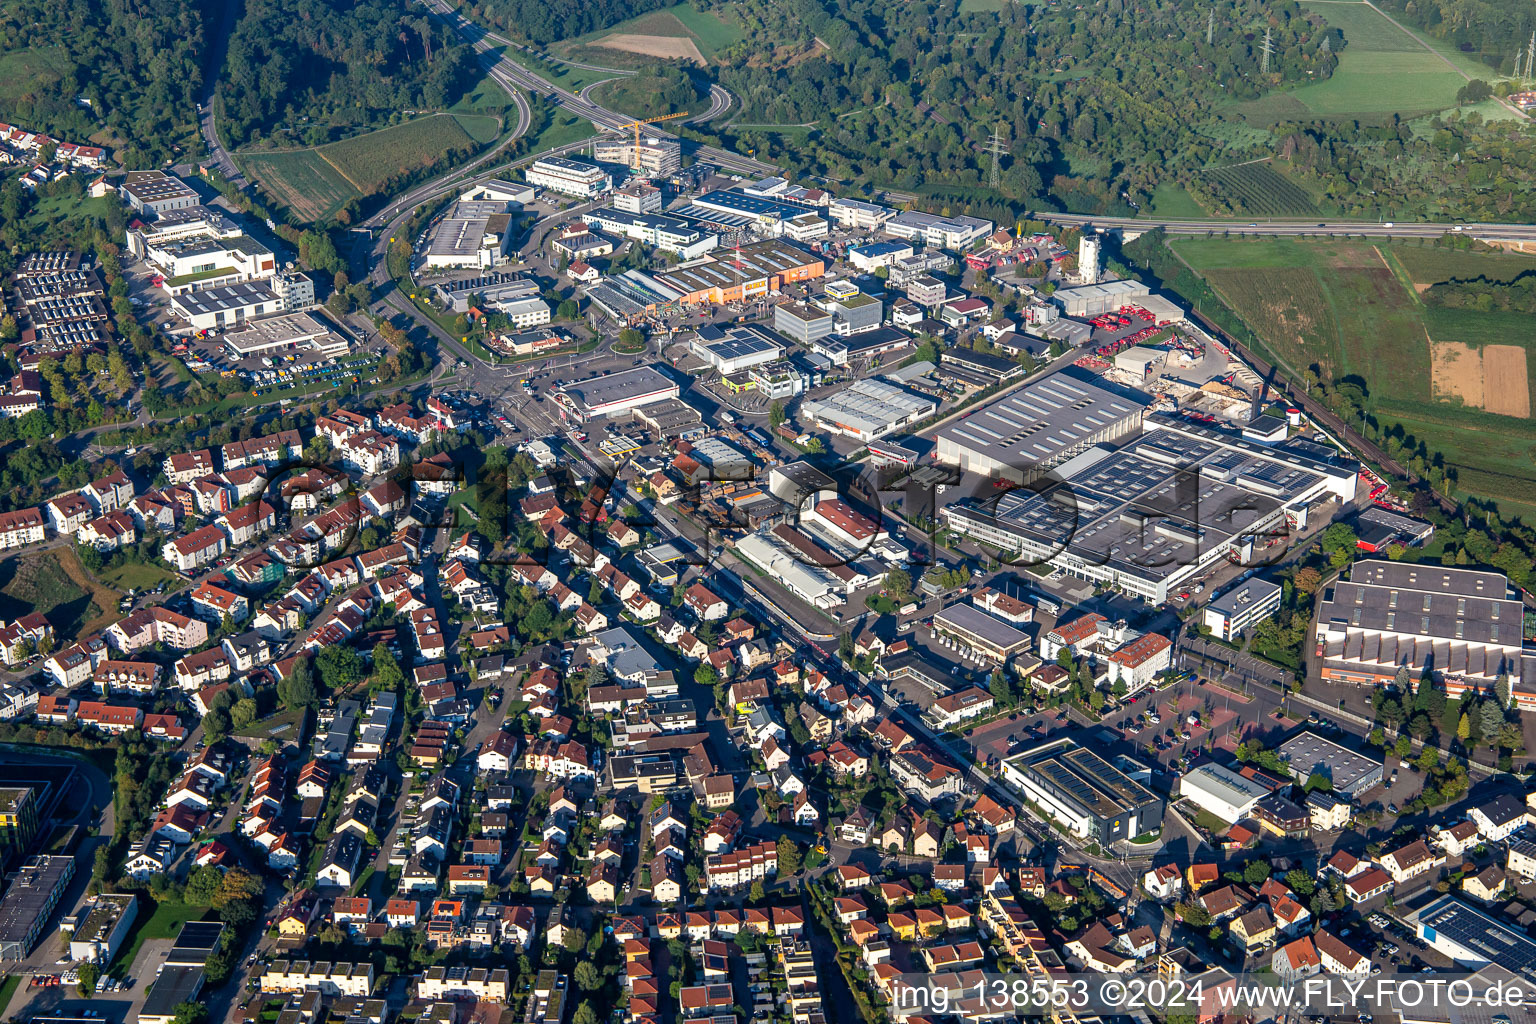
[1429,339,1484,408]
[1428,340,1530,418]
[1482,345,1530,418]
[595,33,706,64]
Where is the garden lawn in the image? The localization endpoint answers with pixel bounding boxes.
[107,900,208,978]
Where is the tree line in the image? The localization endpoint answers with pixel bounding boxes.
[1423,270,1536,313]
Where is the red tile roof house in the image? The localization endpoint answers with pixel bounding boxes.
[191,580,248,624]
[107,607,208,654]
[74,706,143,736]
[1344,866,1394,904]
[162,524,228,573]
[218,500,277,546]
[1040,611,1108,661]
[684,583,729,621]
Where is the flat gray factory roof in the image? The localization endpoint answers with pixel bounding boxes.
[585,271,672,317]
[693,189,810,220]
[0,855,73,944]
[776,302,831,324]
[564,366,677,412]
[1053,280,1150,303]
[1277,732,1382,794]
[801,378,935,436]
[696,332,781,362]
[932,602,1032,651]
[173,281,280,314]
[652,240,818,294]
[1010,739,1160,818]
[1207,578,1282,616]
[139,965,204,1019]
[1182,762,1272,807]
[1410,896,1536,973]
[588,209,698,234]
[532,155,604,175]
[937,368,1147,466]
[223,311,330,350]
[947,426,1318,583]
[427,201,510,257]
[1321,562,1522,649]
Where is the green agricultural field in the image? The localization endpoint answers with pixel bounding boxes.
[1200,162,1318,217]
[668,3,743,56]
[1278,2,1481,117]
[1171,235,1536,514]
[317,115,476,193]
[501,47,618,92]
[1147,182,1210,217]
[519,111,597,156]
[1392,247,1536,290]
[449,70,516,117]
[453,113,503,145]
[239,149,361,222]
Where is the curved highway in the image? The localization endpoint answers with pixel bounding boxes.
[690,84,734,126]
[419,0,774,175]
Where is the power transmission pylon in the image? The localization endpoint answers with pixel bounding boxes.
[1260,26,1273,73]
[1207,8,1214,45]
[986,125,1007,190]
[1524,32,1535,82]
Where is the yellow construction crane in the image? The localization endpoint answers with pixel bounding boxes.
[609,111,688,168]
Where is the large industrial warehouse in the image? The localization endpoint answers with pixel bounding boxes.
[555,367,681,422]
[934,368,1148,484]
[1314,562,1534,710]
[940,416,1359,604]
[931,603,1033,663]
[801,378,937,442]
[1277,732,1383,798]
[1410,895,1536,971]
[1000,738,1163,844]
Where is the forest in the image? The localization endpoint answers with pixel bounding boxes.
[681,0,1338,214]
[466,0,676,46]
[0,0,211,166]
[217,0,484,149]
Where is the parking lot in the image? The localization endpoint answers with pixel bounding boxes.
[962,706,1076,767]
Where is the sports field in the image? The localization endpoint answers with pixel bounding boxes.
[1172,235,1536,513]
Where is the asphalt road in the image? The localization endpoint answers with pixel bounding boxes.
[1032,211,1536,243]
[419,0,773,176]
